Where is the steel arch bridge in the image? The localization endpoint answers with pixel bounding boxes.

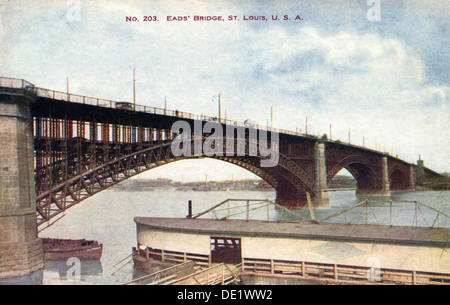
[0,77,442,228]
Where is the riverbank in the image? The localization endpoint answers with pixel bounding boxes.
[418,176,450,190]
[110,176,357,192]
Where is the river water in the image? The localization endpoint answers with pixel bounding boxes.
[38,187,449,285]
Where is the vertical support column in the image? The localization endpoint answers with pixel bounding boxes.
[102,123,110,143]
[122,125,127,143]
[90,121,98,142]
[409,165,416,189]
[77,120,85,138]
[0,89,43,283]
[132,126,137,143]
[416,159,425,185]
[127,125,132,143]
[137,126,144,143]
[313,140,330,209]
[380,156,390,195]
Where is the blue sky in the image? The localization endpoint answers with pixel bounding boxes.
[1,0,448,181]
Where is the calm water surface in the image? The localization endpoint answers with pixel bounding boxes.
[39,188,450,285]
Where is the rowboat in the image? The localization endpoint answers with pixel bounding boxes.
[41,238,103,261]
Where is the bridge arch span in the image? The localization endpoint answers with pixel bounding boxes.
[36,139,314,226]
[388,165,410,190]
[327,154,382,194]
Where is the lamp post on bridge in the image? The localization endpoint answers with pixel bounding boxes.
[305,116,308,135]
[133,68,136,111]
[271,105,273,129]
[212,93,221,123]
[363,130,365,147]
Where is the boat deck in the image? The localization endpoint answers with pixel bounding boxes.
[134,217,450,247]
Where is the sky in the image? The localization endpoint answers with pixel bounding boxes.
[1,0,449,181]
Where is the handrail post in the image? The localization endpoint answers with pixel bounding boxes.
[390,200,393,226]
[306,192,316,223]
[365,200,368,224]
[222,264,225,285]
[246,200,250,220]
[301,261,305,277]
[334,264,338,280]
[414,201,418,228]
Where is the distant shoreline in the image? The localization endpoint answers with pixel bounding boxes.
[110,175,450,192]
[110,176,358,192]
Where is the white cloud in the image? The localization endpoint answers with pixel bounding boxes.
[224,26,449,170]
[1,1,448,174]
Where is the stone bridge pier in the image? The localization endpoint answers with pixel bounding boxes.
[313,140,330,209]
[275,140,331,209]
[0,88,43,283]
[273,141,396,210]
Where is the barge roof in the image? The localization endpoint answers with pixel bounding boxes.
[134,217,450,247]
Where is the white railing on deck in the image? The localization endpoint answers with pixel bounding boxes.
[0,77,306,137]
[0,76,415,160]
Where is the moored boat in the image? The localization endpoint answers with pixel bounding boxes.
[41,238,103,261]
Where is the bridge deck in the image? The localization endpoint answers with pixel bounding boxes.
[134,217,450,247]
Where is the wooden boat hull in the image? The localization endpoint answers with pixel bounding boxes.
[44,245,103,261]
[42,238,103,261]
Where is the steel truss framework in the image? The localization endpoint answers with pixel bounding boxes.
[34,127,305,227]
[33,118,428,227]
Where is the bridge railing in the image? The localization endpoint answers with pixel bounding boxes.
[317,199,450,228]
[0,77,35,91]
[0,77,426,165]
[192,198,311,222]
[1,77,311,138]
